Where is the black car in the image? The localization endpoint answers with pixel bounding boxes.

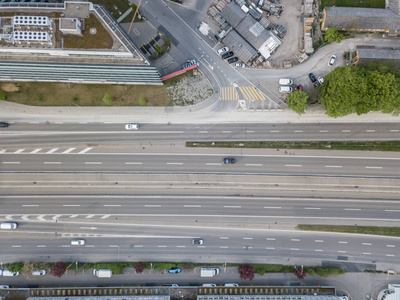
[222,51,234,59]
[0,122,9,127]
[227,57,238,64]
[308,73,316,83]
[222,157,236,164]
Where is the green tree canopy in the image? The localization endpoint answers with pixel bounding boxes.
[324,27,344,43]
[286,91,309,115]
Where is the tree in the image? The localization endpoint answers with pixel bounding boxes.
[22,261,39,280]
[294,265,306,280]
[324,27,344,43]
[286,91,309,115]
[138,94,147,106]
[102,93,113,105]
[134,262,145,274]
[49,262,67,278]
[238,264,254,280]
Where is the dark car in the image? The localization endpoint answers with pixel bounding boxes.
[168,267,181,274]
[222,51,234,59]
[314,81,321,88]
[227,57,238,64]
[308,73,316,83]
[222,157,236,164]
[192,238,204,245]
[0,122,9,127]
[297,85,303,91]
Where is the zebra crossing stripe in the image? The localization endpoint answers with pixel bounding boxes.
[0,150,6,153]
[31,148,42,154]
[79,147,93,154]
[101,215,111,219]
[14,149,25,153]
[63,148,76,154]
[47,148,59,154]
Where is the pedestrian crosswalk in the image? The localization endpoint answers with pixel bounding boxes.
[220,86,267,101]
[0,147,93,154]
[220,87,238,100]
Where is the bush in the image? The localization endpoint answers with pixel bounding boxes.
[238,264,254,280]
[156,44,162,54]
[164,38,171,47]
[49,262,67,278]
[315,267,345,277]
[93,262,130,275]
[306,267,315,275]
[138,94,147,106]
[153,262,177,271]
[134,262,145,274]
[8,262,24,272]
[102,93,113,105]
[0,89,6,100]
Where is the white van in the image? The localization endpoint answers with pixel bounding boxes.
[224,283,239,287]
[32,269,47,276]
[93,269,113,278]
[279,79,293,85]
[0,223,18,230]
[279,86,293,93]
[202,283,217,287]
[2,269,19,276]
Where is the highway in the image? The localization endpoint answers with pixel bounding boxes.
[1,122,400,146]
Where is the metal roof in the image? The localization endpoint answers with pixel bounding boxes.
[222,30,258,63]
[357,48,400,60]
[236,15,272,50]
[220,1,246,28]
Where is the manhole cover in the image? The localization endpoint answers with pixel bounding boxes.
[90,28,97,34]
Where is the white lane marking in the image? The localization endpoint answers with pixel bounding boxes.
[319,130,328,132]
[157,245,167,248]
[290,248,299,251]
[78,122,87,124]
[387,245,395,248]
[362,243,372,246]
[29,122,39,124]
[342,130,351,132]
[220,246,229,248]
[270,130,279,133]
[338,250,347,253]
[243,246,252,249]
[47,148,59,154]
[264,207,281,209]
[344,208,361,211]
[125,162,142,165]
[243,237,253,240]
[266,238,276,241]
[55,122,63,124]
[245,164,263,166]
[79,147,93,154]
[85,162,102,165]
[224,206,241,208]
[101,215,110,219]
[44,162,61,164]
[184,205,201,208]
[315,240,324,243]
[291,239,300,241]
[70,215,78,218]
[85,245,95,248]
[177,246,186,248]
[285,165,302,167]
[109,245,119,248]
[385,210,400,212]
[144,205,161,207]
[366,166,382,169]
[338,241,348,244]
[315,249,323,252]
[366,130,375,132]
[15,149,24,153]
[325,165,342,168]
[304,207,321,210]
[37,245,46,248]
[220,237,229,239]
[205,163,222,165]
[61,245,71,248]
[199,131,208,133]
[63,205,80,207]
[166,162,183,165]
[31,148,42,154]
[386,254,395,257]
[0,150,5,154]
[246,131,255,133]
[3,162,20,164]
[85,215,95,219]
[362,253,371,255]
[104,205,121,207]
[63,148,76,154]
[22,205,39,207]
[133,245,143,248]
[12,245,21,248]
[390,130,399,132]
[266,247,275,250]
[294,130,303,133]
[222,131,231,133]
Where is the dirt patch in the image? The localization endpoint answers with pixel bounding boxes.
[1,83,19,92]
[166,70,213,106]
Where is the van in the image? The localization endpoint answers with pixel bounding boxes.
[279,79,293,85]
[93,269,113,278]
[202,283,217,287]
[224,283,239,287]
[2,269,19,276]
[0,223,18,230]
[279,86,293,93]
[32,269,47,276]
[200,267,219,277]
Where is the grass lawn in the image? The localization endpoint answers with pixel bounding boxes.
[186,141,400,152]
[90,0,131,20]
[298,225,400,237]
[321,0,385,10]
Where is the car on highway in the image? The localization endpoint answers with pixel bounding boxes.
[32,270,47,276]
[235,62,245,68]
[308,73,317,83]
[221,51,234,59]
[222,157,235,164]
[217,47,229,55]
[328,55,336,66]
[192,238,204,245]
[125,123,140,130]
[168,267,181,274]
[227,57,238,64]
[71,239,85,246]
[0,222,17,230]
[0,122,9,128]
[224,283,239,287]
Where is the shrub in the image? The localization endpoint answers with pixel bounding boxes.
[306,267,315,275]
[0,89,6,100]
[134,262,145,274]
[49,262,67,278]
[102,93,113,105]
[238,264,254,280]
[164,38,171,47]
[138,94,147,106]
[8,262,24,272]
[156,44,162,54]
[315,267,345,277]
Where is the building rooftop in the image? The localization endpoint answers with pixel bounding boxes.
[222,30,258,63]
[357,47,400,60]
[220,1,246,28]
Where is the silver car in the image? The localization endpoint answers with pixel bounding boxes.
[125,123,140,130]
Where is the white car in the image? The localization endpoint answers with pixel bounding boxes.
[235,63,245,68]
[318,76,324,84]
[71,239,85,246]
[328,55,336,66]
[125,123,140,130]
[224,283,239,287]
[32,269,47,276]
[0,285,9,289]
[217,47,229,55]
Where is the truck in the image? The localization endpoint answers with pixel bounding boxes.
[200,267,219,277]
[93,269,113,278]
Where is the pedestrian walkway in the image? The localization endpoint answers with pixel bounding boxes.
[220,87,238,100]
[117,7,133,23]
[238,87,267,101]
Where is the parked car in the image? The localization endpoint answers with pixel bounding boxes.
[0,285,10,289]
[279,78,293,85]
[0,122,9,127]
[32,270,47,276]
[221,51,234,59]
[314,81,321,88]
[318,76,324,84]
[279,86,293,93]
[328,55,336,66]
[217,47,229,55]
[202,283,217,287]
[192,238,204,245]
[125,123,140,130]
[168,267,181,274]
[224,283,239,287]
[2,270,19,276]
[297,85,303,91]
[227,57,238,64]
[222,157,235,164]
[308,73,317,83]
[235,62,245,68]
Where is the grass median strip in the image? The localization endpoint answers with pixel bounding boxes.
[298,225,400,237]
[186,141,400,151]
